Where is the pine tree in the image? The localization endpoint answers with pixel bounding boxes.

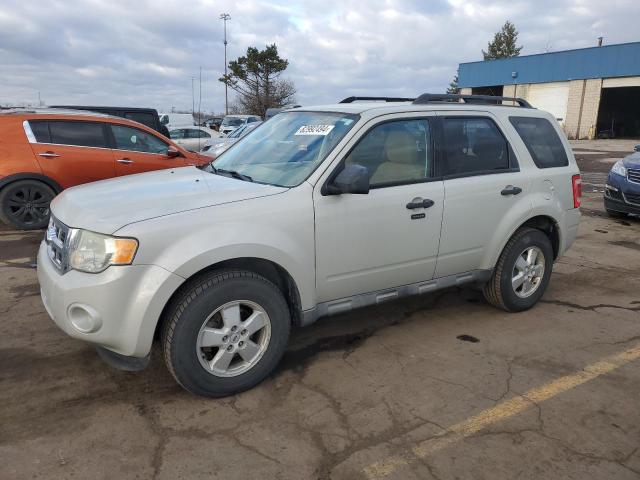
[447,74,460,94]
[482,21,523,60]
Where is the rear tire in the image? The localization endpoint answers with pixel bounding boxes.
[483,228,553,312]
[162,270,291,397]
[0,180,55,230]
[606,208,627,218]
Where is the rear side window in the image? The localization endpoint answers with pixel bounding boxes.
[48,121,108,148]
[29,121,51,143]
[509,116,568,168]
[124,112,156,129]
[442,117,510,176]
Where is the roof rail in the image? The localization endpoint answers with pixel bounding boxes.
[339,96,415,104]
[413,93,532,108]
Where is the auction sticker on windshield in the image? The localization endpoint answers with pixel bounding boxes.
[295,125,335,136]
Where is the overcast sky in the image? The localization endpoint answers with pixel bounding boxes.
[1,0,638,113]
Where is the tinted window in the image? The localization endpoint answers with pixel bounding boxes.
[510,116,568,168]
[29,121,51,143]
[187,129,210,139]
[169,129,185,139]
[160,115,169,125]
[124,112,156,129]
[111,125,168,154]
[247,117,258,123]
[442,117,509,176]
[344,119,432,187]
[49,121,108,148]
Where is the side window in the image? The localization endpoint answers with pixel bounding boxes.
[48,121,108,148]
[28,121,51,143]
[111,125,168,154]
[247,117,257,123]
[442,117,510,176]
[160,115,169,125]
[169,129,185,140]
[510,116,568,168]
[124,112,155,129]
[198,130,211,138]
[344,119,432,187]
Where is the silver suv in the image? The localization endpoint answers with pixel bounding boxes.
[37,94,582,397]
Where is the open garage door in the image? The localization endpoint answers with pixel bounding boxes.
[527,82,570,124]
[596,86,640,139]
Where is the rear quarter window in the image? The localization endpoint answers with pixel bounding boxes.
[510,116,568,168]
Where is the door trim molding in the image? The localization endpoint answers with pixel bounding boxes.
[301,268,493,327]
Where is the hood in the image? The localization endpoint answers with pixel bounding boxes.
[622,152,640,169]
[51,167,287,234]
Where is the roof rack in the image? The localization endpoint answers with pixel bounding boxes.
[413,93,532,108]
[339,96,415,104]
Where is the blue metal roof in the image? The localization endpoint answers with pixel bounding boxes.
[458,41,640,88]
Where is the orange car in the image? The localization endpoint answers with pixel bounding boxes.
[0,108,211,230]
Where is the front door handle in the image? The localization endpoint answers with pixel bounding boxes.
[501,185,522,196]
[406,198,435,210]
[117,158,134,164]
[38,152,60,158]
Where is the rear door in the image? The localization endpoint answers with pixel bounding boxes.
[434,113,532,278]
[27,120,115,188]
[110,123,187,175]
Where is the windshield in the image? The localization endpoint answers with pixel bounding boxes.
[221,117,245,127]
[210,111,359,187]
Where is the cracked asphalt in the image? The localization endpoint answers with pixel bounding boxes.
[1,140,640,479]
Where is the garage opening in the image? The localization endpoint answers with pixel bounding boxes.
[596,87,640,138]
[472,86,503,102]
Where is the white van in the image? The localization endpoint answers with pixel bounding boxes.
[159,113,195,129]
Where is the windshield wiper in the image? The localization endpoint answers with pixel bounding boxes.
[215,168,253,182]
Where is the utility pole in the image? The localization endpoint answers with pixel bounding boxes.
[198,66,202,125]
[220,13,231,115]
[191,76,195,116]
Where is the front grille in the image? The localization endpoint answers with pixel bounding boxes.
[628,168,640,184]
[624,191,640,206]
[45,216,71,273]
[605,187,623,201]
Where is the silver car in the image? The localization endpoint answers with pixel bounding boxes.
[201,122,262,159]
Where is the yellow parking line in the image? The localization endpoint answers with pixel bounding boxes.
[364,344,640,479]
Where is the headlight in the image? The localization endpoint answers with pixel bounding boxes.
[68,229,138,273]
[611,160,627,177]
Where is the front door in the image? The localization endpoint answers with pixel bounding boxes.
[314,116,444,303]
[110,124,186,176]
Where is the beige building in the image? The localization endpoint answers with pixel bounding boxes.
[458,42,640,139]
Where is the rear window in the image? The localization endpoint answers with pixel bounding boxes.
[48,121,108,148]
[510,116,568,168]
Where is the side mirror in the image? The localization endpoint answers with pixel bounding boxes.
[324,164,370,195]
[634,145,640,152]
[167,146,181,158]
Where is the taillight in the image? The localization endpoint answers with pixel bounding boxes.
[572,174,582,208]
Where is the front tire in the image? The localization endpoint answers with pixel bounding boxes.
[483,228,553,312]
[162,270,291,397]
[0,180,55,230]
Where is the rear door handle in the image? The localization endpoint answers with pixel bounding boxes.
[501,185,522,196]
[117,158,134,164]
[38,152,60,158]
[406,198,435,209]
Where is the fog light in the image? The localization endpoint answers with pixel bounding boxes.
[67,304,102,333]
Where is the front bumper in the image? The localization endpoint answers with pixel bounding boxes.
[604,172,640,215]
[37,241,184,359]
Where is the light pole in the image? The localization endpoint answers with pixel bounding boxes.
[220,13,231,115]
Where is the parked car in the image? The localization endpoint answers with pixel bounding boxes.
[169,126,222,152]
[37,94,581,397]
[604,145,640,217]
[204,117,223,131]
[201,121,263,159]
[51,106,170,137]
[159,113,195,129]
[219,114,261,135]
[0,108,210,230]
